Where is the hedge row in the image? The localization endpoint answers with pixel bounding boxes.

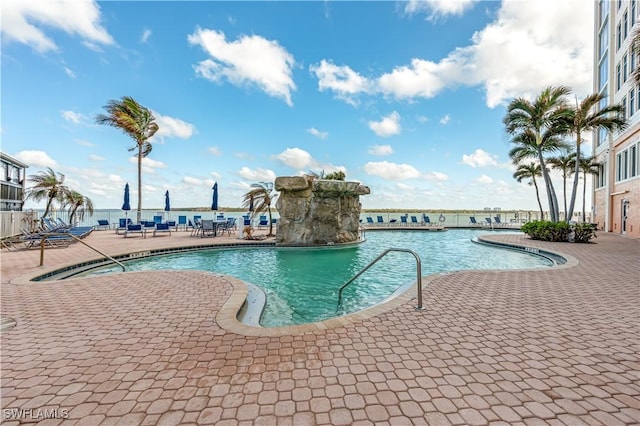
[520,221,597,243]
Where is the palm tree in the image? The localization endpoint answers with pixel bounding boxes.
[547,150,576,220]
[513,162,545,220]
[504,86,572,222]
[96,96,159,222]
[578,156,600,223]
[243,182,278,237]
[64,190,95,225]
[563,92,626,222]
[26,167,70,221]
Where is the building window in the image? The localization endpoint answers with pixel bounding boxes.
[623,54,628,82]
[630,89,636,116]
[596,162,606,188]
[633,0,637,26]
[600,0,610,26]
[632,48,637,74]
[617,22,622,50]
[617,0,621,10]
[622,96,627,119]
[599,26,609,59]
[623,10,628,39]
[600,55,609,89]
[631,144,638,178]
[617,62,622,90]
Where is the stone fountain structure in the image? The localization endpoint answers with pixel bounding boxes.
[274,176,370,246]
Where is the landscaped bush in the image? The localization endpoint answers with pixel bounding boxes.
[521,220,596,243]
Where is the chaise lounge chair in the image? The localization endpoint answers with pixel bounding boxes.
[124,224,146,238]
[96,219,111,230]
[153,222,172,237]
[469,216,479,226]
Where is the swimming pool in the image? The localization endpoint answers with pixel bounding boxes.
[85,230,554,327]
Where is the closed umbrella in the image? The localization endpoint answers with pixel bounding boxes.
[248,195,254,213]
[164,190,171,220]
[211,182,219,211]
[122,183,131,220]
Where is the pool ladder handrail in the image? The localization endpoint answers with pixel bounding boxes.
[336,248,423,313]
[39,232,126,272]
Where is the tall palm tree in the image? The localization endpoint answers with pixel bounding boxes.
[96,96,159,222]
[563,92,626,222]
[64,190,95,225]
[547,150,576,220]
[513,162,545,220]
[242,182,277,237]
[26,167,70,221]
[504,86,572,222]
[632,27,640,84]
[579,156,600,223]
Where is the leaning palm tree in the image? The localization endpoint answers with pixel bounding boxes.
[547,150,576,221]
[504,86,572,222]
[513,162,545,220]
[26,167,70,221]
[578,156,600,223]
[96,96,159,222]
[242,182,277,237]
[64,190,95,225]
[563,92,626,222]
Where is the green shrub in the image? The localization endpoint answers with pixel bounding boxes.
[521,220,595,243]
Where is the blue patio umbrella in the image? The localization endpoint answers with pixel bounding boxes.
[211,182,219,211]
[122,183,131,218]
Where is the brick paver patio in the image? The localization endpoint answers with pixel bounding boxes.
[1,228,639,425]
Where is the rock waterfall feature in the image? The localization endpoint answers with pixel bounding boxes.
[274,176,370,246]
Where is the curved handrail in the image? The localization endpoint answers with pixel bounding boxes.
[39,232,126,272]
[336,248,423,313]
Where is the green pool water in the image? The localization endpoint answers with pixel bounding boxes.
[87,230,553,326]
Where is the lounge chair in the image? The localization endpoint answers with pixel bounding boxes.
[366,217,374,226]
[124,224,146,238]
[166,220,177,231]
[177,215,188,231]
[389,218,398,226]
[242,215,252,227]
[19,228,72,249]
[116,218,132,235]
[493,216,506,227]
[153,222,172,237]
[400,216,408,225]
[258,215,269,229]
[485,217,492,226]
[96,219,111,230]
[410,216,419,226]
[469,216,479,226]
[142,221,156,232]
[423,215,432,226]
[376,216,385,226]
[153,215,163,224]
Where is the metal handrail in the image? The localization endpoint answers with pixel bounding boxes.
[39,232,126,272]
[336,248,423,312]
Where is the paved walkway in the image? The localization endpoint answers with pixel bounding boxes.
[1,229,638,425]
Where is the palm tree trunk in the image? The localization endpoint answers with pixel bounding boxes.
[562,173,568,221]
[538,150,558,222]
[567,135,582,222]
[582,170,588,222]
[137,146,143,223]
[267,206,274,236]
[532,178,544,220]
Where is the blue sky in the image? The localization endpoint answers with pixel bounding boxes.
[2,0,594,211]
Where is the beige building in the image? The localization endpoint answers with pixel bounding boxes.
[593,0,639,238]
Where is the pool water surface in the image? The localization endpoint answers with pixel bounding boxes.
[87,230,553,326]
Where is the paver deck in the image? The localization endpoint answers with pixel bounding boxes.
[1,228,639,425]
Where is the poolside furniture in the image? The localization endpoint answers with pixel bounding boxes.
[376,216,385,226]
[124,224,146,238]
[258,215,269,229]
[116,218,132,235]
[96,219,111,230]
[493,216,506,227]
[423,215,432,226]
[485,218,492,226]
[410,216,419,226]
[153,215,163,224]
[19,228,72,249]
[469,216,479,226]
[166,220,177,231]
[400,216,408,226]
[218,217,236,236]
[177,215,188,231]
[200,220,216,237]
[153,222,172,237]
[216,213,225,221]
[142,221,156,232]
[366,217,374,226]
[243,215,252,227]
[389,218,398,226]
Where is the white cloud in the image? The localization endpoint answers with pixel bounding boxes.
[1,0,115,53]
[152,112,195,141]
[210,171,222,179]
[208,147,222,156]
[404,0,478,20]
[309,60,370,106]
[369,111,401,137]
[307,127,328,140]
[182,176,206,186]
[273,147,313,170]
[61,110,87,124]
[141,28,152,43]
[64,67,76,79]
[238,167,276,182]
[368,144,393,156]
[439,114,450,125]
[311,1,592,108]
[188,28,296,106]
[88,154,104,161]
[128,156,167,174]
[462,149,499,168]
[14,150,57,168]
[363,161,421,180]
[476,174,494,184]
[425,171,449,181]
[75,139,95,147]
